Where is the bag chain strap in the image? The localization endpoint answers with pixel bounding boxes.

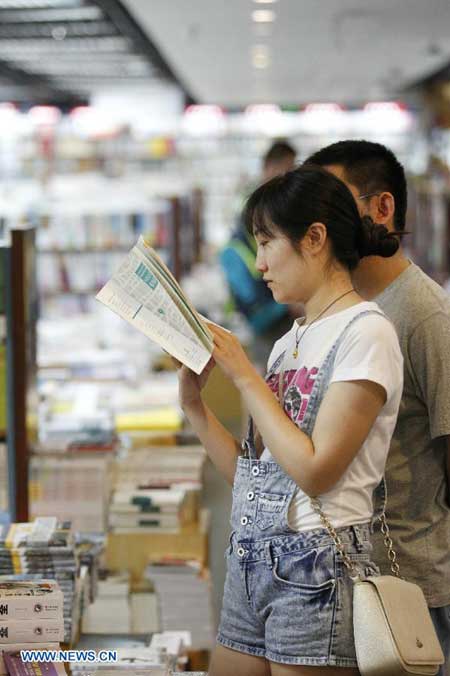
[310,497,402,581]
[377,511,401,577]
[310,498,361,581]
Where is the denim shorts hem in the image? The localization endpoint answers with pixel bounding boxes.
[216,634,267,659]
[265,650,358,668]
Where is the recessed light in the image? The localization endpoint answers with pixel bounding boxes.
[252,9,276,22]
[251,45,271,68]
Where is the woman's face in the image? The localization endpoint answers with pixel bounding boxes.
[254,227,312,304]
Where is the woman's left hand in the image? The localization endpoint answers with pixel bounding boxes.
[208,323,258,389]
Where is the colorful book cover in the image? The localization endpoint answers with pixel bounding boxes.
[3,652,65,676]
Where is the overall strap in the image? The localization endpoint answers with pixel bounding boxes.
[303,310,402,579]
[291,309,387,438]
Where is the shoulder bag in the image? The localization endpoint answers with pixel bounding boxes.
[310,495,444,676]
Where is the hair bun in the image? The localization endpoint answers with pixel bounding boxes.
[357,215,400,258]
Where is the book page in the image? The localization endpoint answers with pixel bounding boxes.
[135,237,213,347]
[132,240,213,351]
[96,279,211,374]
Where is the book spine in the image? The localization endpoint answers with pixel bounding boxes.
[0,620,64,643]
[0,592,63,620]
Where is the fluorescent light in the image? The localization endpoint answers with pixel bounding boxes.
[0,36,129,54]
[253,0,277,3]
[0,6,102,21]
[252,9,276,22]
[182,105,226,137]
[363,101,405,112]
[28,105,61,125]
[0,1,81,7]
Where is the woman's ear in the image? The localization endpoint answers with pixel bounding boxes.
[303,222,328,255]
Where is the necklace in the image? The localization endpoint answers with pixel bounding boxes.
[292,288,356,358]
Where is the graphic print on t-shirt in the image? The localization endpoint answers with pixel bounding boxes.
[266,350,319,425]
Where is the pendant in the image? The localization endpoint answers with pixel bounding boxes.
[293,348,298,358]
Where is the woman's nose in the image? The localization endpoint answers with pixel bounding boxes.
[255,249,267,273]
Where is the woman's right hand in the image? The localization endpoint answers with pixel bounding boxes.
[175,357,216,409]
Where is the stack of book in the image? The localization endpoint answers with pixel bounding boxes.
[2,650,67,676]
[113,445,206,487]
[0,579,64,674]
[71,632,191,675]
[146,561,215,651]
[149,631,191,671]
[108,488,191,534]
[29,455,113,533]
[81,573,130,635]
[0,443,8,514]
[0,518,78,644]
[72,656,170,676]
[129,590,159,635]
[81,573,159,635]
[76,534,105,606]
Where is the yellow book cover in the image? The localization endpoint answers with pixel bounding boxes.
[115,407,183,432]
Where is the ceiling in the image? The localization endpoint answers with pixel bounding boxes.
[0,0,187,106]
[123,0,450,107]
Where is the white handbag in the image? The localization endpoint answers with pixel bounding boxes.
[310,497,445,676]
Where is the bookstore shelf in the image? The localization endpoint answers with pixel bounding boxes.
[0,167,216,667]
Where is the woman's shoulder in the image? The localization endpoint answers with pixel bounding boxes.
[351,301,397,332]
[339,302,402,357]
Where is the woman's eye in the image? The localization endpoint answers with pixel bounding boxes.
[258,240,268,248]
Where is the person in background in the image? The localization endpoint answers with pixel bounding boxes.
[179,166,403,674]
[306,140,450,675]
[220,140,296,367]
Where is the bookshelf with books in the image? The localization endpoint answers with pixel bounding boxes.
[407,173,450,284]
[29,176,203,318]
[0,170,214,660]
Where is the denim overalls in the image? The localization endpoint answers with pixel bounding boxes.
[217,311,383,667]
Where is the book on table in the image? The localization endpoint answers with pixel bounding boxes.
[96,237,214,374]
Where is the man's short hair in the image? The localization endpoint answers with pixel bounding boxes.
[263,140,296,169]
[305,140,407,232]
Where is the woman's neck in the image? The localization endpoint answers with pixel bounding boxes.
[303,273,361,324]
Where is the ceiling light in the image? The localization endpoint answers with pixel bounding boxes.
[304,103,344,113]
[0,1,82,7]
[253,0,277,3]
[252,9,276,22]
[28,105,61,125]
[0,7,102,21]
[251,44,270,68]
[363,101,405,112]
[0,36,130,54]
[182,105,226,137]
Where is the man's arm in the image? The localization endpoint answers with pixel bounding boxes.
[409,312,450,505]
[446,437,450,507]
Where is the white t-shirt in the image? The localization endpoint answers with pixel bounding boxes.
[261,301,403,531]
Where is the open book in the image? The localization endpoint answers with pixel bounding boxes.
[96,237,214,374]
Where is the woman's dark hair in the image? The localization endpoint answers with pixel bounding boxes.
[244,165,400,270]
